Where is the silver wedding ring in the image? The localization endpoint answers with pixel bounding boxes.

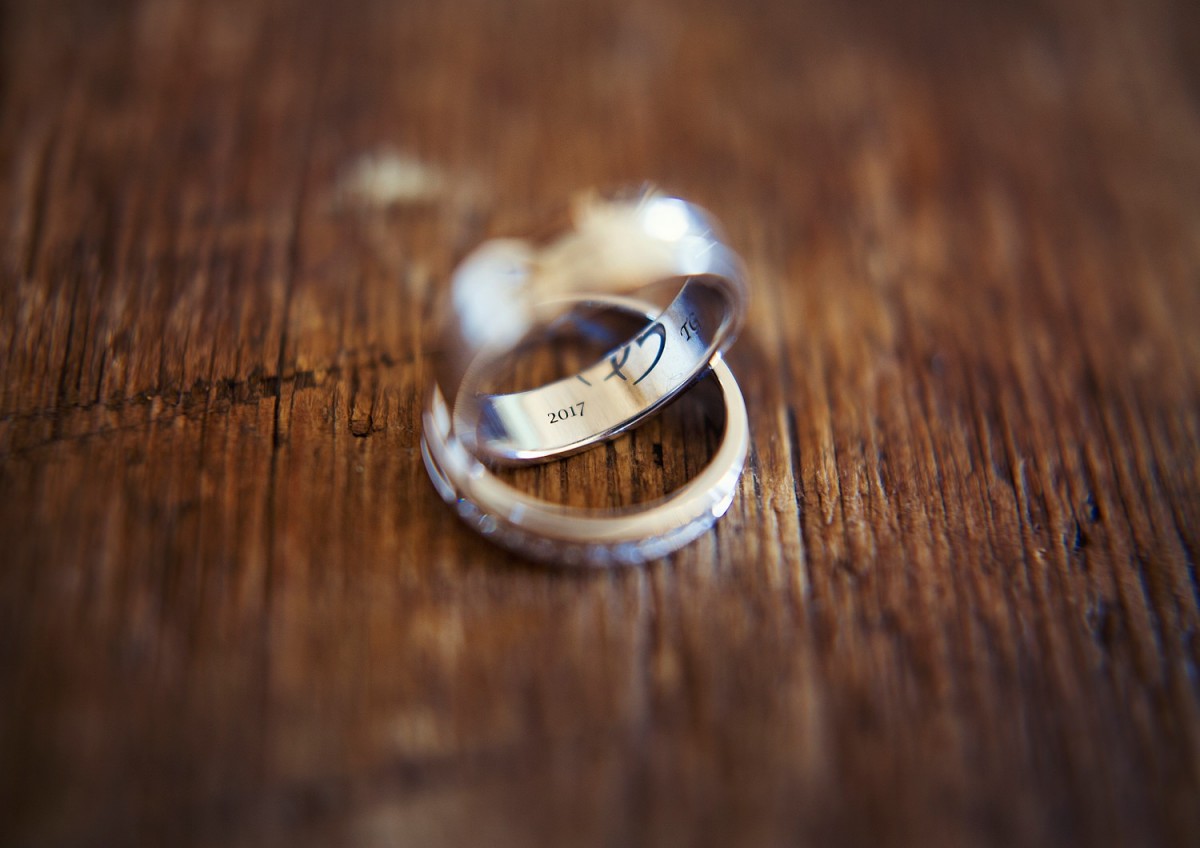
[422,190,750,565]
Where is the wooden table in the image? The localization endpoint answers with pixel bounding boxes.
[2,0,1198,844]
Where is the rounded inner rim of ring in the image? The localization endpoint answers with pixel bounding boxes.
[456,275,739,463]
[481,305,730,508]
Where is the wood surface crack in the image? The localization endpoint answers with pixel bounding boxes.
[20,123,57,283]
[0,353,405,426]
[49,263,82,442]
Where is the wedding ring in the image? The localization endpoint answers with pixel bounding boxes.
[436,190,747,463]
[422,295,748,566]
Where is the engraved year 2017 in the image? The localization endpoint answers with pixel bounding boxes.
[547,401,585,424]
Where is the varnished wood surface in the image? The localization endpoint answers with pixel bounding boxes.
[2,0,1199,844]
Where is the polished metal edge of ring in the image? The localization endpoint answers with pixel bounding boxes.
[421,436,736,567]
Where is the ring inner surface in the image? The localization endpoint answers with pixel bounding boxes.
[461,277,732,461]
[494,371,727,509]
[465,302,726,509]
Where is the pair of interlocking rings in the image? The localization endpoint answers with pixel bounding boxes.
[421,190,749,566]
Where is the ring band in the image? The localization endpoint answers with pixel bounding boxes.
[435,191,747,464]
[422,294,748,566]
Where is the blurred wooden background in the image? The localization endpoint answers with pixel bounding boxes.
[2,0,1199,844]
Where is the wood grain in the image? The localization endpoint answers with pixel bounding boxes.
[2,0,1199,844]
